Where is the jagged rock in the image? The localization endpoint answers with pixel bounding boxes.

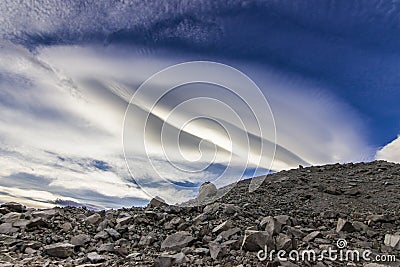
[147,196,168,209]
[164,217,184,230]
[84,213,101,225]
[212,220,233,234]
[320,210,339,219]
[336,218,356,233]
[303,231,322,242]
[31,209,57,219]
[274,215,292,226]
[44,243,75,258]
[0,223,18,234]
[138,233,154,246]
[260,216,282,235]
[197,182,217,202]
[104,228,120,240]
[25,247,36,255]
[13,219,29,228]
[352,221,369,232]
[321,185,343,195]
[0,207,10,215]
[170,252,188,264]
[26,217,47,229]
[384,234,400,249]
[218,227,241,240]
[25,241,42,249]
[241,230,274,252]
[94,230,109,240]
[193,247,209,255]
[193,213,208,225]
[61,222,73,232]
[209,242,226,259]
[126,252,141,259]
[97,220,108,231]
[203,202,220,214]
[223,204,240,215]
[0,202,26,213]
[154,255,172,267]
[116,216,131,226]
[367,214,395,223]
[154,252,188,267]
[275,233,294,251]
[1,212,22,223]
[71,234,91,246]
[97,243,114,252]
[87,252,105,263]
[161,231,194,251]
[285,226,306,238]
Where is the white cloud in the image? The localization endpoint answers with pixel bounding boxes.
[376,135,400,163]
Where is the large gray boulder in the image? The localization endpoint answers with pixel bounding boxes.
[197,182,217,202]
[161,231,194,251]
[147,196,168,209]
[241,230,274,252]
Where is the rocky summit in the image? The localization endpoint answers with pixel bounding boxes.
[0,161,399,266]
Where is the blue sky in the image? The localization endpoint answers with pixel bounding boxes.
[0,0,399,208]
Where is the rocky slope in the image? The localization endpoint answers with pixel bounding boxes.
[0,161,399,266]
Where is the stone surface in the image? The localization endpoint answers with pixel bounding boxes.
[0,202,26,213]
[70,234,91,246]
[241,230,274,252]
[147,196,168,209]
[384,234,400,249]
[260,216,282,235]
[303,231,322,242]
[0,222,18,234]
[212,220,233,234]
[209,242,225,259]
[84,213,101,225]
[1,212,22,223]
[275,233,294,251]
[43,243,75,258]
[336,218,356,233]
[161,231,194,251]
[197,182,218,202]
[87,252,105,263]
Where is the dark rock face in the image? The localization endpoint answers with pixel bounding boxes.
[0,161,399,266]
[0,202,26,213]
[43,243,75,258]
[147,196,168,209]
[161,231,194,251]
